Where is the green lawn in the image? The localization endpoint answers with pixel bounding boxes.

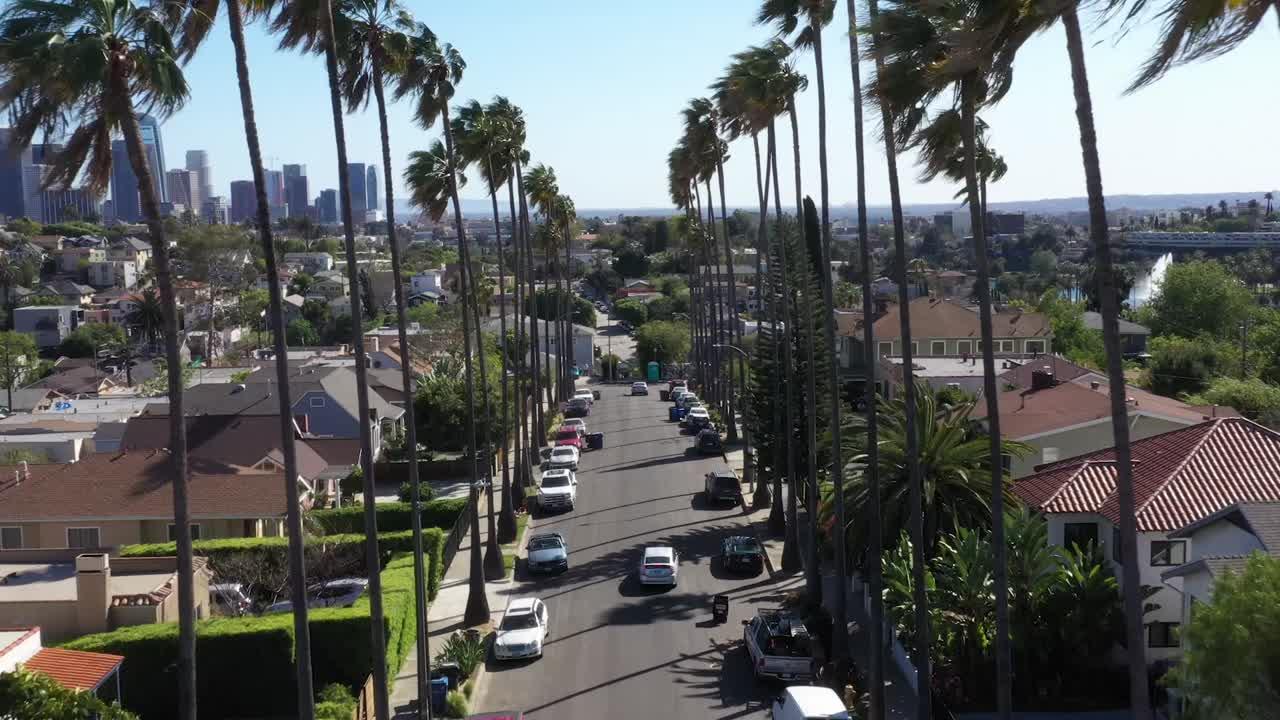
[500,513,529,579]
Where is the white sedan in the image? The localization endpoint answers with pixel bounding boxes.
[494,597,549,660]
[638,546,679,586]
[573,389,595,405]
[562,418,587,436]
[631,382,649,395]
[546,445,580,471]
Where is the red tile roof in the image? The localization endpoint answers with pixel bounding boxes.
[871,297,1051,342]
[1013,418,1280,531]
[24,646,123,691]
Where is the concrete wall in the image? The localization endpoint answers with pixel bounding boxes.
[1011,414,1190,478]
[0,601,80,644]
[876,336,1051,358]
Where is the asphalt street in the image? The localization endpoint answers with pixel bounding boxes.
[475,384,796,719]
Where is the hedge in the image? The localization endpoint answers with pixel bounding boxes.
[119,527,446,600]
[66,554,422,719]
[308,497,467,535]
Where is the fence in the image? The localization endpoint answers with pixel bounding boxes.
[353,675,376,720]
[855,577,919,694]
[440,492,475,573]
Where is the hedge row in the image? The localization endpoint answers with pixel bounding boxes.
[308,497,468,535]
[120,527,446,599]
[65,554,421,719]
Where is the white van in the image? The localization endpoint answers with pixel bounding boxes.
[771,686,850,720]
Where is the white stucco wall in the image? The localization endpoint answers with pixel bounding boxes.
[1012,414,1192,478]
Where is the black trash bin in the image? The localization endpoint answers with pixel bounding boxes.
[431,661,462,690]
[587,432,604,450]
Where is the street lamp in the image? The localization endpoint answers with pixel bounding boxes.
[712,343,756,498]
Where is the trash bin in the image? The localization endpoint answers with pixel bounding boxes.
[659,389,670,402]
[431,661,462,690]
[592,389,601,400]
[669,406,680,422]
[587,432,604,450]
[429,676,449,713]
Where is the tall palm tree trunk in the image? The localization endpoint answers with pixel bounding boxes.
[441,101,492,629]
[113,69,195,720]
[767,121,787,536]
[491,167,516,542]
[846,0,880,713]
[748,131,768,506]
[777,181,800,575]
[867,2,928,716]
[715,158,739,443]
[319,4,388,714]
[509,168,530,507]
[1063,9,1149,718]
[516,163,545,447]
[368,53,432,715]
[225,2,313,716]
[959,76,1010,719]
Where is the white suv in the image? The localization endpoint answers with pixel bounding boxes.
[638,546,679,586]
[494,597,549,660]
[547,445,579,471]
[537,468,578,511]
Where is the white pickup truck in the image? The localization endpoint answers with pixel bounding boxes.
[742,608,818,682]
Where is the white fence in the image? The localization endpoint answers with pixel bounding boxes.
[851,574,918,694]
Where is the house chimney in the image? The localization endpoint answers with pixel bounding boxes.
[1212,404,1218,418]
[75,553,111,636]
[19,461,28,482]
[1030,368,1056,391]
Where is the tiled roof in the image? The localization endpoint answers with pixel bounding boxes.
[997,356,1097,390]
[24,647,123,691]
[121,414,329,479]
[1014,418,1280,531]
[871,296,1051,342]
[0,450,290,522]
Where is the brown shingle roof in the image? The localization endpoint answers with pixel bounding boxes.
[121,415,329,479]
[871,297,1050,342]
[0,450,290,522]
[998,356,1098,390]
[1013,418,1280,531]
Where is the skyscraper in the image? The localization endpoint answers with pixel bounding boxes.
[318,189,338,223]
[230,180,256,224]
[0,128,33,218]
[110,114,165,222]
[366,165,379,216]
[283,164,309,219]
[21,165,49,221]
[185,150,212,216]
[263,169,285,208]
[346,162,367,220]
[165,169,199,212]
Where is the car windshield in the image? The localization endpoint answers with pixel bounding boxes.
[501,612,539,631]
[552,448,574,457]
[644,553,671,564]
[542,475,570,488]
[556,430,578,439]
[729,538,760,553]
[715,476,739,490]
[528,536,562,551]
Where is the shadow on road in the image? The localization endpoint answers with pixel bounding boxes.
[603,451,700,474]
[668,637,776,718]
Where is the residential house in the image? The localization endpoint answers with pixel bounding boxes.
[362,337,430,376]
[998,355,1096,390]
[0,552,210,645]
[877,356,990,399]
[409,269,444,296]
[172,280,210,305]
[256,270,292,297]
[60,246,106,274]
[7,240,48,265]
[616,279,656,297]
[974,367,1235,478]
[408,290,443,307]
[87,260,138,290]
[13,305,83,349]
[282,251,335,274]
[0,626,126,698]
[28,235,65,253]
[107,238,151,269]
[1013,418,1280,663]
[925,269,972,299]
[25,359,120,397]
[38,280,96,306]
[482,316,595,370]
[1083,311,1151,356]
[309,276,349,300]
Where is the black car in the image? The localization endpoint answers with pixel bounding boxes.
[720,535,764,574]
[704,470,741,503]
[694,429,723,454]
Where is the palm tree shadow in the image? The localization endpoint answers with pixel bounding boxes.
[668,637,775,713]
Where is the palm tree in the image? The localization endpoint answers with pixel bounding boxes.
[0,255,15,330]
[175,0,318,713]
[1265,191,1274,217]
[397,24,491,629]
[1119,0,1277,91]
[844,0,878,709]
[524,164,560,407]
[126,288,165,348]
[271,0,391,713]
[0,1,195,714]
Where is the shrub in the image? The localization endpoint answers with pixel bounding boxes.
[397,481,437,504]
[444,689,469,718]
[309,497,467,535]
[0,668,138,719]
[434,630,486,678]
[314,684,357,720]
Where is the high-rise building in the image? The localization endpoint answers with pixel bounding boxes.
[284,164,309,219]
[185,150,212,216]
[40,187,100,224]
[165,169,199,211]
[346,162,367,220]
[263,169,285,207]
[0,128,34,218]
[230,180,256,223]
[29,142,63,164]
[21,165,49,221]
[110,114,165,222]
[318,189,338,223]
[366,165,379,216]
[204,196,229,225]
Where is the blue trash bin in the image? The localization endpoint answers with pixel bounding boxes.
[430,676,450,713]
[669,406,680,422]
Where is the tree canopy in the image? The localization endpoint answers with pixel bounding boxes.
[58,322,126,359]
[1139,260,1254,340]
[634,320,690,366]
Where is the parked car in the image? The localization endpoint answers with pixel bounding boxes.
[771,687,850,720]
[493,597,549,661]
[631,381,648,396]
[573,389,595,406]
[742,609,817,682]
[537,468,578,511]
[565,397,591,417]
[704,471,742,504]
[554,427,583,449]
[638,546,679,587]
[685,406,711,430]
[526,532,569,574]
[694,428,723,454]
[675,392,699,409]
[546,445,579,471]
[668,378,687,392]
[266,577,369,614]
[720,535,764,574]
[670,387,689,404]
[561,418,587,436]
[210,583,252,616]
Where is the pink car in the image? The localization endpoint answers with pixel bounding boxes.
[554,428,583,449]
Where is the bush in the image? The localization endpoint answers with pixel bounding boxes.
[435,630,486,678]
[444,689,470,718]
[397,481,437,504]
[0,668,138,719]
[613,298,648,327]
[314,684,357,720]
[309,497,467,535]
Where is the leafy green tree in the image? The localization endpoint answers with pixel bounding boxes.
[0,331,39,408]
[524,288,595,327]
[1187,377,1280,426]
[287,318,320,347]
[611,245,650,278]
[1140,260,1254,340]
[235,289,270,329]
[58,322,126,358]
[1036,290,1104,368]
[301,299,331,331]
[634,320,690,366]
[406,302,438,327]
[613,298,648,327]
[288,272,315,297]
[1146,335,1228,397]
[0,668,137,719]
[1169,553,1280,720]
[646,295,675,322]
[1029,249,1058,279]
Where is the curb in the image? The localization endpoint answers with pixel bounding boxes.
[729,458,780,580]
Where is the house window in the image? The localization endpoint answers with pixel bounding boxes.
[878,342,892,357]
[1,526,22,549]
[1148,622,1180,648]
[309,396,326,408]
[169,524,202,542]
[999,339,1016,353]
[1150,540,1187,567]
[910,341,919,357]
[1063,522,1098,551]
[67,527,100,549]
[931,340,946,356]
[1025,339,1046,355]
[957,340,972,355]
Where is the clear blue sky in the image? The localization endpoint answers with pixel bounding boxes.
[163,0,1279,213]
